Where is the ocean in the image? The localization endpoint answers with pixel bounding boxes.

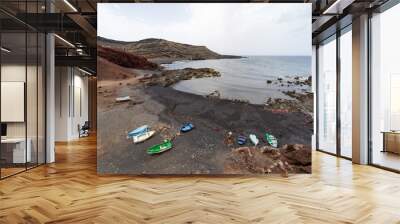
[163,56,311,105]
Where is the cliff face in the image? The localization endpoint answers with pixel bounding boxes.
[98,37,242,63]
[97,45,159,70]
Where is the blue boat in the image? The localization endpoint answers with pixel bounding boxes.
[127,125,149,139]
[237,135,247,145]
[180,123,194,133]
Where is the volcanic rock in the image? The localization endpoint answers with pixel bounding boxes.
[140,68,220,87]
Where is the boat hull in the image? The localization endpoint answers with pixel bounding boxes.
[116,96,131,102]
[249,134,259,146]
[265,133,278,148]
[147,140,173,155]
[127,125,149,139]
[180,123,194,133]
[237,135,247,145]
[133,131,156,144]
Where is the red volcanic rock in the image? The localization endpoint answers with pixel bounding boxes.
[224,144,312,175]
[280,144,311,166]
[98,46,159,70]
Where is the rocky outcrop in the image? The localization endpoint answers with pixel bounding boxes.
[264,91,313,116]
[98,46,159,70]
[139,68,220,87]
[279,144,311,168]
[266,76,312,87]
[264,98,302,112]
[98,36,242,63]
[207,90,221,99]
[224,144,311,176]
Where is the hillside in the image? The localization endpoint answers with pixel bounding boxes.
[97,36,242,63]
[97,56,138,81]
[97,45,159,70]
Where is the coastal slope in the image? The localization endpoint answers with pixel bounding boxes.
[98,36,242,64]
[98,45,159,70]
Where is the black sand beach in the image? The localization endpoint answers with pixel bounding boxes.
[97,82,312,175]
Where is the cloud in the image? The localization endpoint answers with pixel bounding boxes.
[98,3,311,56]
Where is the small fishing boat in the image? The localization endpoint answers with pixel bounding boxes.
[265,133,278,148]
[249,134,259,146]
[147,140,173,155]
[237,135,247,145]
[116,96,131,102]
[127,125,149,139]
[133,130,156,144]
[180,123,194,133]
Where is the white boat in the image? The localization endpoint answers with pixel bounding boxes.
[133,130,156,144]
[127,125,149,139]
[249,134,259,146]
[265,133,278,148]
[116,96,131,102]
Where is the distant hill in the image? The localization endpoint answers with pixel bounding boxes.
[97,36,242,63]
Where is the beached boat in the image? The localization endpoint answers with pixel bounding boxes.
[127,125,149,139]
[133,130,156,144]
[265,133,278,148]
[116,96,131,102]
[249,134,259,146]
[147,140,173,155]
[237,135,247,145]
[180,123,194,133]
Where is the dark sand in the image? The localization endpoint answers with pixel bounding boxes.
[97,81,313,174]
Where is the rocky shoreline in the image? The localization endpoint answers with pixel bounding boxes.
[263,75,313,116]
[139,67,221,87]
[147,66,313,114]
[266,75,312,87]
[264,91,313,116]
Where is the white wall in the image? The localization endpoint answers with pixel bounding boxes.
[1,65,26,136]
[55,66,70,141]
[1,64,37,138]
[1,64,26,143]
[1,63,46,164]
[55,67,89,141]
[72,73,89,138]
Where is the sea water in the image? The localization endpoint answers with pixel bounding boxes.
[163,56,311,105]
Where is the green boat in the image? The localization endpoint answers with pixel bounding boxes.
[264,133,278,148]
[147,140,173,155]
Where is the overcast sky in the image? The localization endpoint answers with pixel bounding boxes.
[98,3,311,56]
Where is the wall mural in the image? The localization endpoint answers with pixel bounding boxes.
[97,3,313,175]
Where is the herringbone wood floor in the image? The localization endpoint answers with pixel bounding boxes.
[0,135,400,224]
